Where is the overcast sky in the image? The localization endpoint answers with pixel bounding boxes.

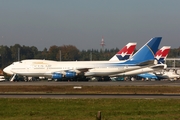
[0,0,180,51]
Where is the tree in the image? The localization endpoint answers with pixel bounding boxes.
[10,44,21,61]
[0,45,12,68]
[35,48,48,59]
[59,45,80,61]
[20,46,34,60]
[48,45,59,60]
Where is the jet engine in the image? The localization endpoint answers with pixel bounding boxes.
[52,73,63,79]
[65,71,76,78]
[52,71,76,79]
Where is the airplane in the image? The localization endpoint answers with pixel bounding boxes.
[138,70,180,81]
[4,42,136,76]
[3,42,137,81]
[136,46,180,81]
[109,46,171,78]
[3,37,162,81]
[137,47,180,81]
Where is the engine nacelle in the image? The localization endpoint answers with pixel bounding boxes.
[65,71,76,78]
[52,73,63,79]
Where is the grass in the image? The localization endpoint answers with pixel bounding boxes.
[0,85,180,94]
[1,85,180,119]
[0,98,180,120]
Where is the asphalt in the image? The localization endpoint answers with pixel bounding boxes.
[1,80,180,99]
[0,94,180,99]
[0,80,180,86]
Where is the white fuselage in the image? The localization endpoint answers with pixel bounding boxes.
[3,60,146,77]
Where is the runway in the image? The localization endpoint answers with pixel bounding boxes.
[1,80,180,99]
[0,94,180,99]
[1,80,180,86]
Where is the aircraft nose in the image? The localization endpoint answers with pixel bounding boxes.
[3,67,13,75]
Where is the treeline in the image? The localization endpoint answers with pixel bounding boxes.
[0,44,180,68]
[0,44,119,68]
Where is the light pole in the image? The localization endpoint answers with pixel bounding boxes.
[59,50,61,61]
[18,48,20,61]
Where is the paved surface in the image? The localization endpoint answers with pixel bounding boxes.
[1,80,180,99]
[0,94,180,99]
[0,80,180,86]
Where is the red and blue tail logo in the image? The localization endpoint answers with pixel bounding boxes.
[155,46,171,63]
[116,43,136,60]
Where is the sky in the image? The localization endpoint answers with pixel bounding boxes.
[0,0,180,51]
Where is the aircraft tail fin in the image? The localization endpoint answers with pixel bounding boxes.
[125,37,162,64]
[109,43,136,61]
[155,46,171,64]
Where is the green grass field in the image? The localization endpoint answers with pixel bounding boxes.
[0,98,180,120]
[1,85,180,119]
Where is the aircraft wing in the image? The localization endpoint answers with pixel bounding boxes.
[48,67,92,74]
